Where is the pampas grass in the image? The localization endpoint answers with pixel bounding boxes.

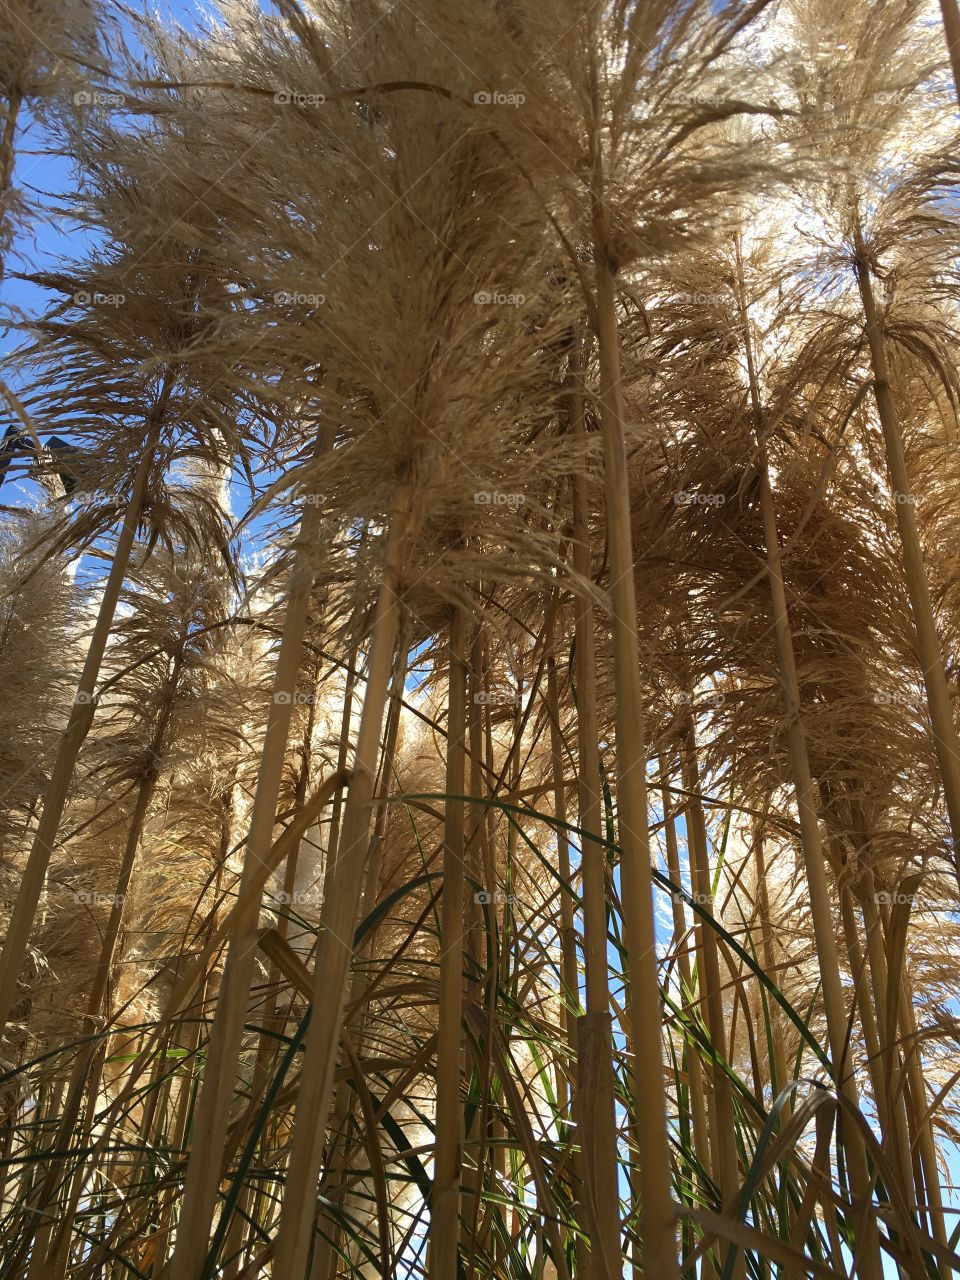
[1,0,960,1277]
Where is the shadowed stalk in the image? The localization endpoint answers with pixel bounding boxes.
[751,828,789,1121]
[836,879,891,1149]
[855,871,916,1208]
[0,85,21,283]
[40,689,177,1280]
[681,717,744,1280]
[312,624,411,1280]
[898,976,951,1269]
[324,527,370,885]
[546,647,579,1084]
[939,0,960,106]
[659,752,712,1192]
[545,641,591,1272]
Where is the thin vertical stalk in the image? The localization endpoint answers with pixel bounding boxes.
[939,0,960,107]
[312,630,409,1280]
[591,244,678,1278]
[168,495,325,1280]
[898,978,950,1267]
[752,828,790,1117]
[856,875,915,1207]
[681,721,743,1280]
[546,649,580,1061]
[658,753,712,1229]
[570,331,624,1280]
[357,619,411,940]
[854,237,960,874]
[481,658,508,1198]
[42,737,169,1280]
[428,605,469,1279]
[464,626,486,997]
[837,883,888,1133]
[504,656,523,1249]
[757,462,882,1278]
[0,86,23,283]
[463,630,503,1274]
[326,534,369,879]
[228,690,318,1280]
[545,642,590,1277]
[736,241,883,1278]
[0,413,162,1034]
[271,486,412,1280]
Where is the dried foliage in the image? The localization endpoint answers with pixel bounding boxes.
[0,1,958,1278]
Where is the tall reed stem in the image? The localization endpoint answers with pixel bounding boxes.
[591,246,677,1276]
[570,331,625,1280]
[939,0,960,107]
[658,752,712,1252]
[853,237,960,877]
[757,461,883,1277]
[736,240,883,1278]
[271,486,412,1279]
[681,719,744,1280]
[168,496,324,1280]
[0,86,22,283]
[429,604,469,1278]
[42,733,170,1279]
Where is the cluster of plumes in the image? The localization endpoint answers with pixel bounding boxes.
[0,0,101,277]
[0,0,958,1276]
